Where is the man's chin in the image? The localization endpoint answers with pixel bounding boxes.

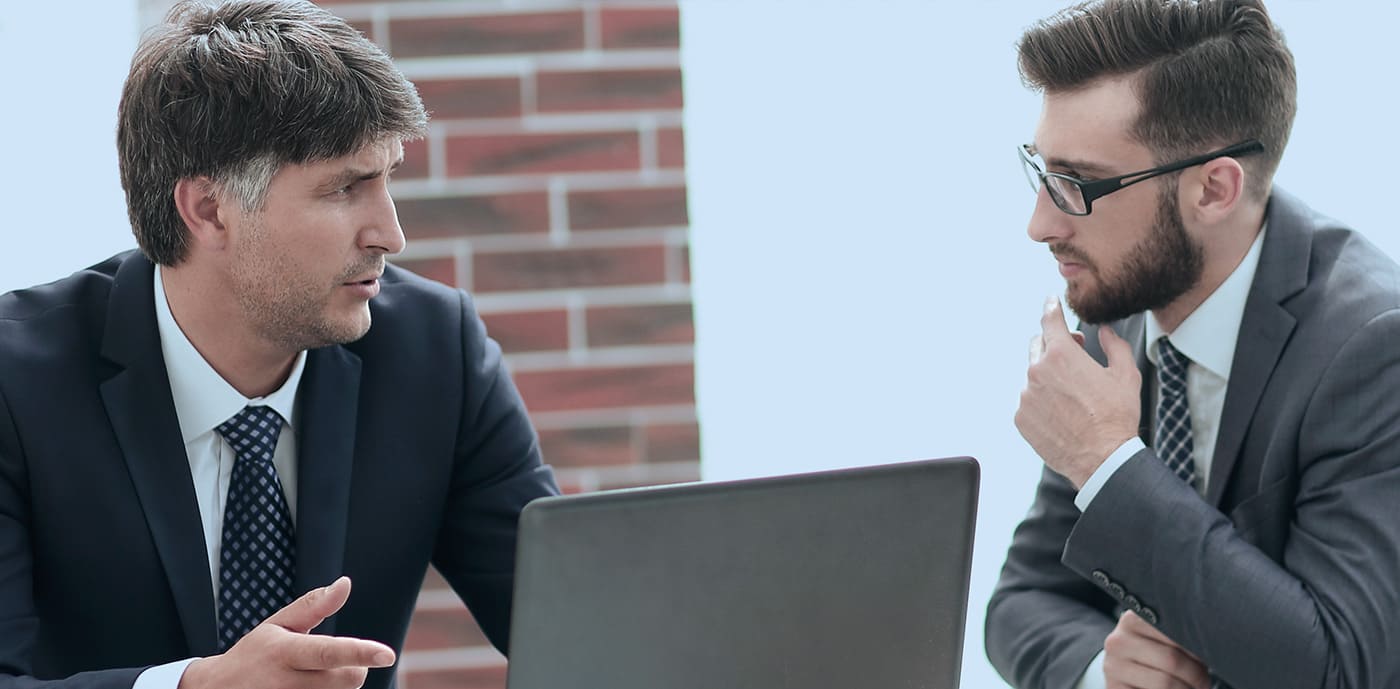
[308,310,373,348]
[334,313,373,344]
[1063,289,1113,326]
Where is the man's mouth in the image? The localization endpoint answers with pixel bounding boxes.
[1050,246,1091,271]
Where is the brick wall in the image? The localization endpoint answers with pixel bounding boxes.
[313,1,697,687]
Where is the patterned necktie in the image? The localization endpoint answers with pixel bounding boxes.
[1155,337,1197,486]
[216,405,296,650]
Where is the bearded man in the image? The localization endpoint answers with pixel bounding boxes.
[987,2,1400,689]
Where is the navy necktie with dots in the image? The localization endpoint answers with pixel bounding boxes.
[215,404,296,650]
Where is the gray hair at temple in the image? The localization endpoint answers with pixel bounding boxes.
[117,0,427,266]
[1018,0,1296,201]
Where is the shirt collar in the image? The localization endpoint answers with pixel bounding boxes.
[1145,223,1268,379]
[154,266,305,443]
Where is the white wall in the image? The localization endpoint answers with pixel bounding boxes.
[680,2,1400,688]
[0,0,140,293]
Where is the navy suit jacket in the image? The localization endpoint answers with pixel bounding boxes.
[0,250,559,689]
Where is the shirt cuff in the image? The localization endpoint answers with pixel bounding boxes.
[1074,437,1146,511]
[1073,649,1107,689]
[133,658,198,689]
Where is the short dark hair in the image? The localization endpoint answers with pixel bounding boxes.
[118,0,428,266]
[1018,0,1296,200]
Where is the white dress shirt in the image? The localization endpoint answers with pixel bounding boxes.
[135,266,307,689]
[1071,225,1266,689]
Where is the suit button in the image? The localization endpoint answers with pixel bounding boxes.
[1092,570,1110,587]
[1124,595,1142,613]
[1141,607,1159,625]
[1109,583,1125,601]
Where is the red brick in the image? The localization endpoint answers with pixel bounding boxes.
[389,11,584,59]
[345,19,375,42]
[446,131,639,176]
[537,69,683,113]
[473,245,667,292]
[397,192,550,239]
[514,364,694,412]
[642,422,701,464]
[416,77,522,121]
[585,303,693,347]
[403,607,492,651]
[538,425,636,467]
[568,186,688,231]
[555,479,591,495]
[480,309,569,353]
[398,138,429,180]
[599,7,680,49]
[392,257,457,287]
[657,127,685,168]
[400,666,506,689]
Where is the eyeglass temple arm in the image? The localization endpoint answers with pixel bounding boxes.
[1085,139,1266,199]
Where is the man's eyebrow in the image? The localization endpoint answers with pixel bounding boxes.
[320,158,405,190]
[1044,155,1116,178]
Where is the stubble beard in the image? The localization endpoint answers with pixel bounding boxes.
[1058,186,1205,325]
[232,217,381,353]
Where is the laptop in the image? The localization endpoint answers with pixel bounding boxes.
[505,456,980,689]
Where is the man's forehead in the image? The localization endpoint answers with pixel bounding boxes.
[328,139,405,170]
[1032,76,1146,170]
[262,139,405,191]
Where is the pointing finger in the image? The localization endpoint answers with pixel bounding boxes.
[286,634,397,671]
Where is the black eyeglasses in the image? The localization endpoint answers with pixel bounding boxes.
[1018,139,1265,216]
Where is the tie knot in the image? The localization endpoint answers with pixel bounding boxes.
[1157,337,1190,386]
[216,405,284,464]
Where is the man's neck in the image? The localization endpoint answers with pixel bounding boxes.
[160,264,297,398]
[1152,203,1266,333]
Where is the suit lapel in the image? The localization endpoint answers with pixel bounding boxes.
[293,344,361,635]
[97,253,220,656]
[1205,191,1310,506]
[1120,313,1154,445]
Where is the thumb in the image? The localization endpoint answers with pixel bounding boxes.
[1098,326,1135,371]
[265,576,351,634]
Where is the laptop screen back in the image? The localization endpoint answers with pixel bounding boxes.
[506,456,979,689]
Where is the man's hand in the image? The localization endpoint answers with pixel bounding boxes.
[179,577,396,689]
[1015,296,1140,488]
[1102,611,1210,689]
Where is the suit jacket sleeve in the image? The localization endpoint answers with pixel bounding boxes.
[426,290,559,653]
[985,462,1117,689]
[0,380,146,689]
[1064,309,1400,689]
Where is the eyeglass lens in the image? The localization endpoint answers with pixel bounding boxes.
[1020,150,1087,215]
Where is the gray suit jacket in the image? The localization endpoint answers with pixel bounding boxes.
[985,189,1400,689]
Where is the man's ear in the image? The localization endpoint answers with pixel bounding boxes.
[172,177,231,250]
[1186,156,1247,226]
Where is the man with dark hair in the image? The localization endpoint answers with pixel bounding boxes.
[986,1,1400,688]
[0,2,558,689]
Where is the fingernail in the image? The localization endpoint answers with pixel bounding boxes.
[1044,295,1057,311]
[373,649,395,666]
